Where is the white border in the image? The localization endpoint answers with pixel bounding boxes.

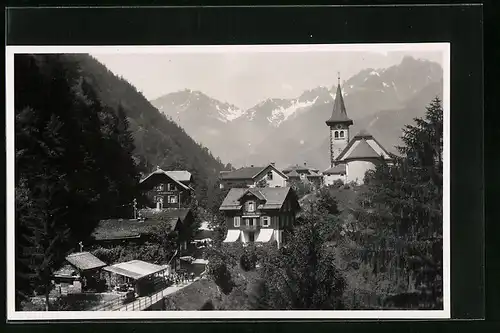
[6,43,451,321]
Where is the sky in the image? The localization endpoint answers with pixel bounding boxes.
[91,46,444,109]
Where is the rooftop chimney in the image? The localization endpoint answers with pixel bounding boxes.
[251,164,254,167]
[304,162,307,167]
[271,162,275,166]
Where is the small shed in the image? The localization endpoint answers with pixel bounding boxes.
[103,260,168,296]
[54,252,107,292]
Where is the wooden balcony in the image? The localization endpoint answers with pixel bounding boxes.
[240,224,260,232]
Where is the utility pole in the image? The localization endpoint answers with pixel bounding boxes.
[78,241,84,252]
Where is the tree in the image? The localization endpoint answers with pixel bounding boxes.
[14,54,141,309]
[316,187,340,216]
[259,214,346,309]
[360,97,444,308]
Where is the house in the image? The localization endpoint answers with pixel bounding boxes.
[219,187,300,248]
[219,163,288,189]
[91,208,195,255]
[139,168,193,209]
[282,163,324,189]
[53,252,107,292]
[324,76,392,185]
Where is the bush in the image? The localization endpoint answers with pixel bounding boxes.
[332,179,344,187]
[200,299,215,310]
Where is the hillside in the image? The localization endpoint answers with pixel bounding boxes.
[70,55,226,205]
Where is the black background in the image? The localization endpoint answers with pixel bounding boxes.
[4,2,494,332]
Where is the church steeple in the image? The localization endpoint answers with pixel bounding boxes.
[326,73,353,167]
[326,74,353,126]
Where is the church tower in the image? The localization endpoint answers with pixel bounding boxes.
[325,74,353,167]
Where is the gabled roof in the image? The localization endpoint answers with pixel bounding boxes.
[345,139,380,159]
[92,216,182,241]
[139,208,192,223]
[324,164,347,175]
[325,83,353,126]
[237,188,267,201]
[220,164,288,181]
[335,129,392,162]
[220,167,265,180]
[164,170,192,183]
[65,252,106,271]
[220,187,296,211]
[139,168,190,190]
[286,170,301,178]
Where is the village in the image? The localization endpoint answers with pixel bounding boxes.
[34,80,395,312]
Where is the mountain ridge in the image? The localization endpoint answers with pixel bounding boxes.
[150,56,444,169]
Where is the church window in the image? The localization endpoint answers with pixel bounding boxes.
[334,131,339,138]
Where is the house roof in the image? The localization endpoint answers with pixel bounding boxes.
[238,188,267,201]
[103,260,167,280]
[65,252,106,271]
[92,217,180,241]
[138,208,191,222]
[323,164,347,175]
[165,171,192,183]
[220,187,295,211]
[286,170,301,178]
[220,164,289,181]
[325,83,353,126]
[139,168,190,190]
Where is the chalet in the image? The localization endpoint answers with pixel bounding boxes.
[91,208,194,255]
[219,163,288,189]
[282,163,323,189]
[139,168,193,209]
[219,187,300,248]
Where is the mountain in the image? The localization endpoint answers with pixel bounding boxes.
[230,56,443,169]
[71,55,226,207]
[150,56,443,170]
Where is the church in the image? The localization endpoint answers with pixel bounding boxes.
[323,76,392,186]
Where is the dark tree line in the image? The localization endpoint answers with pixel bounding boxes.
[14,54,140,310]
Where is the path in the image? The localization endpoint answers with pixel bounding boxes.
[95,277,200,311]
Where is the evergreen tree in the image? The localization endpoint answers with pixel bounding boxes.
[361,97,444,308]
[14,54,141,309]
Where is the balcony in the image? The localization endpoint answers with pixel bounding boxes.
[240,224,260,232]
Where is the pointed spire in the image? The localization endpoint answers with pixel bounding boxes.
[326,75,353,126]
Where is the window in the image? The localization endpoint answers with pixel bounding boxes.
[168,195,178,204]
[167,183,175,191]
[234,216,241,227]
[156,184,164,191]
[334,131,339,138]
[261,216,271,227]
[247,201,255,212]
[267,171,273,180]
[340,131,344,138]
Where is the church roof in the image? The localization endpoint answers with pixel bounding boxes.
[336,129,392,162]
[344,139,381,160]
[325,83,353,126]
